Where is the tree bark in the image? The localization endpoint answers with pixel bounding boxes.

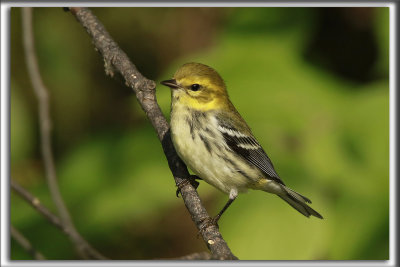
[68,7,237,260]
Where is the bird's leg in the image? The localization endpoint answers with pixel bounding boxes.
[199,189,238,232]
[176,175,202,197]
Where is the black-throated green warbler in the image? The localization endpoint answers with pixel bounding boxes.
[161,62,323,224]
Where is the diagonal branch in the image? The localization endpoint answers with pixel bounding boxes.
[11,179,70,236]
[12,180,213,261]
[21,7,107,260]
[68,7,237,260]
[11,179,109,260]
[11,225,46,260]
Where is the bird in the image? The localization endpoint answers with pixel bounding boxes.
[161,62,323,226]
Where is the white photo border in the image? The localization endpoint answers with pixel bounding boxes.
[1,1,396,267]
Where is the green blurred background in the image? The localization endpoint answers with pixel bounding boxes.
[10,7,389,260]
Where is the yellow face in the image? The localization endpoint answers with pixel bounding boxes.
[161,63,229,111]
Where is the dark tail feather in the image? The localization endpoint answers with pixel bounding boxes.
[278,192,323,219]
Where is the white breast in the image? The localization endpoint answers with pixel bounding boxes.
[170,103,261,194]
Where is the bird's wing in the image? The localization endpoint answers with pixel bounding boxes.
[216,114,285,186]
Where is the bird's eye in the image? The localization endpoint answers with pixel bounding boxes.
[190,84,200,91]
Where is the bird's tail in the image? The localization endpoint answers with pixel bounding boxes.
[278,186,323,219]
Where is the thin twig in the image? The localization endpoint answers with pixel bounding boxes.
[11,180,67,234]
[11,226,46,260]
[21,7,107,260]
[68,7,237,260]
[11,180,213,261]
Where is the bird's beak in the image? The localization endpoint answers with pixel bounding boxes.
[161,79,179,89]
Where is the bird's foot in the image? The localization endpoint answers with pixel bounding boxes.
[175,175,200,198]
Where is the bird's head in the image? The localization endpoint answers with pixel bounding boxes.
[161,62,229,111]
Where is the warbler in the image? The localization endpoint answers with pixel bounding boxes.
[161,62,323,224]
